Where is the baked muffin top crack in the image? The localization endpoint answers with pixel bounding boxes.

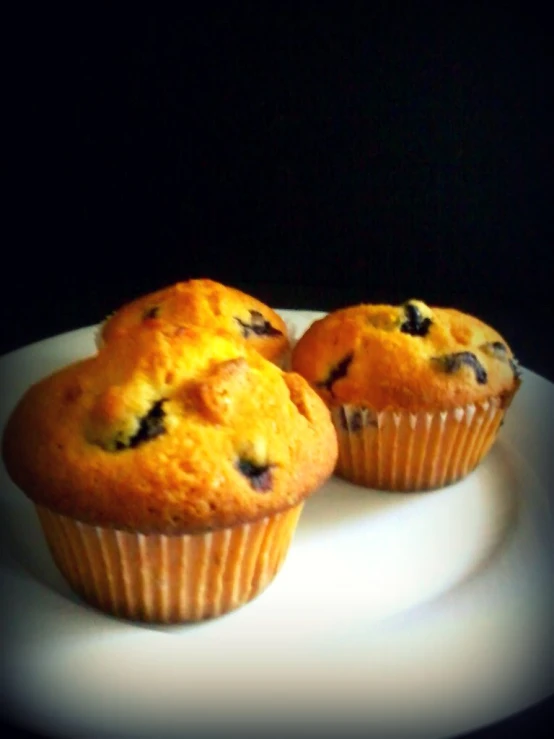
[3,324,337,534]
[99,278,289,366]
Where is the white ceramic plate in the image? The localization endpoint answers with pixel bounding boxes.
[0,309,552,739]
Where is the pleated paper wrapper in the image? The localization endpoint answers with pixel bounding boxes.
[331,397,506,491]
[36,503,303,623]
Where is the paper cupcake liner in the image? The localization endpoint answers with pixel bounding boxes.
[331,398,506,491]
[36,503,304,623]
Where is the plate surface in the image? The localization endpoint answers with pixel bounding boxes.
[0,309,553,739]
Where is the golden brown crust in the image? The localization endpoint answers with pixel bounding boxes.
[291,301,521,412]
[2,324,337,534]
[100,279,289,365]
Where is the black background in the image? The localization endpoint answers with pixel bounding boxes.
[3,3,553,377]
[2,4,553,738]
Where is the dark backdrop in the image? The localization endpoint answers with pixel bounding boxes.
[4,4,553,378]
[2,5,553,738]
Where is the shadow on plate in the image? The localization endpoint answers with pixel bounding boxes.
[296,441,521,598]
[0,439,521,635]
[0,494,209,635]
[298,440,519,535]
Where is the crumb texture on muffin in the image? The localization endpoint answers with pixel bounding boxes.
[291,300,521,412]
[100,278,289,365]
[2,324,337,534]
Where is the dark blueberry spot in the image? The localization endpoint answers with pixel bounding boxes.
[400,302,432,337]
[481,342,522,381]
[317,352,354,395]
[349,410,364,432]
[481,341,507,358]
[143,306,160,320]
[509,357,523,381]
[237,459,272,492]
[235,310,283,339]
[115,400,166,450]
[435,352,488,384]
[338,407,349,430]
[339,407,378,432]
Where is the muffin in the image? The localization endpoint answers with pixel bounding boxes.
[291,300,522,491]
[2,323,337,622]
[99,278,290,367]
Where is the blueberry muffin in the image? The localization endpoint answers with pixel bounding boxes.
[291,300,521,491]
[99,278,290,367]
[2,323,337,622]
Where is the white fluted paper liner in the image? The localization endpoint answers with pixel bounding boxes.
[331,398,506,491]
[36,503,304,623]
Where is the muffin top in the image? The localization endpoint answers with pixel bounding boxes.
[2,324,337,534]
[291,300,522,412]
[100,278,289,365]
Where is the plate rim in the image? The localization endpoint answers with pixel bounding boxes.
[0,313,553,738]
